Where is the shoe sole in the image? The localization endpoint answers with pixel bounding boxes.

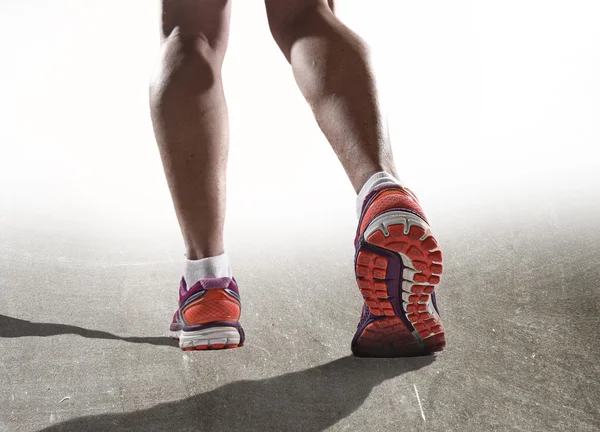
[170,326,244,351]
[353,210,446,357]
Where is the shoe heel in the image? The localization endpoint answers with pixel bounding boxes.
[181,289,241,326]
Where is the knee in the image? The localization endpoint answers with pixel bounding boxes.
[150,30,225,102]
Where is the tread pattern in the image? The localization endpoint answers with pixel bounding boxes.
[355,218,446,356]
[356,251,394,317]
[353,316,422,357]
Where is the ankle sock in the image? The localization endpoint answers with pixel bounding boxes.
[356,171,402,218]
[184,252,232,287]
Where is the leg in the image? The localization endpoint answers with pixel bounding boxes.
[151,0,244,351]
[265,1,446,357]
[265,0,397,193]
[150,0,232,260]
[327,0,335,13]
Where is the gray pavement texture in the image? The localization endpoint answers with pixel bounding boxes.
[1,185,600,432]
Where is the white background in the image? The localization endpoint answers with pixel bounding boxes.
[1,0,598,249]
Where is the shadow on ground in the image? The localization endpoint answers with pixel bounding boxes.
[39,355,434,432]
[0,314,177,347]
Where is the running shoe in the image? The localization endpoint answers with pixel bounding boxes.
[170,277,245,351]
[352,185,446,357]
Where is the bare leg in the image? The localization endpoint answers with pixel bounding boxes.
[265,1,446,358]
[150,0,231,260]
[265,0,398,193]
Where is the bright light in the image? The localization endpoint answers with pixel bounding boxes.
[1,0,598,245]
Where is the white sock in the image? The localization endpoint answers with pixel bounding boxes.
[184,252,232,287]
[356,171,402,218]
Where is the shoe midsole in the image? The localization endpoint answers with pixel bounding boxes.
[174,326,242,347]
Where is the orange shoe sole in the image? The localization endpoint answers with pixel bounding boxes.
[353,210,446,357]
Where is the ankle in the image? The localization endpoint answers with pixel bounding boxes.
[355,171,402,218]
[353,166,398,194]
[185,245,225,261]
[184,252,232,286]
